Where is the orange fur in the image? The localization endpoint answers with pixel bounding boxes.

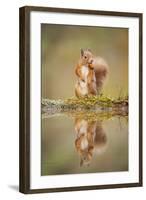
[87,68,97,95]
[75,64,84,81]
[75,49,109,97]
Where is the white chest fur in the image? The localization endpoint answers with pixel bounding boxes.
[81,65,89,81]
[75,65,89,96]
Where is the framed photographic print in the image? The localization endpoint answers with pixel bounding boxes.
[19,6,143,194]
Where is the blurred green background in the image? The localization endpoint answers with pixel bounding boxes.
[41,24,128,99]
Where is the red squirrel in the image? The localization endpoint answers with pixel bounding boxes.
[75,49,109,97]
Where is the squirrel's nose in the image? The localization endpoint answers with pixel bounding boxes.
[89,59,93,64]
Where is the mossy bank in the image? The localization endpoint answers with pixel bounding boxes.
[42,95,128,116]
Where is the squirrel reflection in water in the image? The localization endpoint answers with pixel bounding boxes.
[74,118,107,167]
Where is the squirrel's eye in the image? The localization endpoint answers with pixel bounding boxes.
[84,56,87,59]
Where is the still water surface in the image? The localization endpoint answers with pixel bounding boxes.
[41,112,128,176]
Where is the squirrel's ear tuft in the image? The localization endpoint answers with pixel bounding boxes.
[87,48,92,52]
[80,48,84,56]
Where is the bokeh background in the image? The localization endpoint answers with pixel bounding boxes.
[41,24,128,99]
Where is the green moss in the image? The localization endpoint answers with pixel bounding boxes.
[42,95,128,121]
[65,95,128,108]
[42,95,128,117]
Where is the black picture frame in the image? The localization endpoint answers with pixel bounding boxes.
[19,6,143,194]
